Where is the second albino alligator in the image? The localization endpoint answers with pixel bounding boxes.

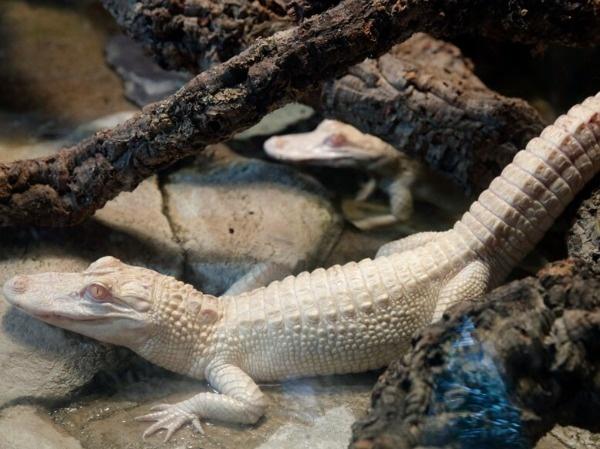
[264,118,423,228]
[3,93,600,441]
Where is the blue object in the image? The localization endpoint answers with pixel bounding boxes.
[427,317,526,449]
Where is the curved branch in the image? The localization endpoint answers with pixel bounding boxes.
[1,0,405,226]
[104,0,600,73]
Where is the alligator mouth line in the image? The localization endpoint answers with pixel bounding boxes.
[13,304,107,322]
[39,313,107,322]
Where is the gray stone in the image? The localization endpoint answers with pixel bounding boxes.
[0,296,119,406]
[163,145,343,295]
[105,34,191,107]
[256,406,355,449]
[234,104,315,140]
[0,405,83,449]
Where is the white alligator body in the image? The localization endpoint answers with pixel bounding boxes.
[3,93,600,441]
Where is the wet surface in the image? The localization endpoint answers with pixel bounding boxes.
[51,369,377,449]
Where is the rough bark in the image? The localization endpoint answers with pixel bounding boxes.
[100,0,342,73]
[101,0,292,72]
[2,0,600,226]
[350,258,600,449]
[320,33,544,192]
[281,0,342,19]
[103,0,600,73]
[350,185,600,449]
[107,28,545,192]
[567,179,600,275]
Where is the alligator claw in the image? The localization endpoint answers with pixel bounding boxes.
[136,403,203,441]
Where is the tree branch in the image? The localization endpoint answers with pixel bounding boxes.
[104,0,600,73]
[1,0,599,226]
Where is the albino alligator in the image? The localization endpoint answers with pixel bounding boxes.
[264,119,462,229]
[3,93,600,441]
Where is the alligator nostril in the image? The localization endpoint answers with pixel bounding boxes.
[6,275,28,294]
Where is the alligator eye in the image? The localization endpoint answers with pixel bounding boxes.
[86,283,112,301]
[325,133,347,147]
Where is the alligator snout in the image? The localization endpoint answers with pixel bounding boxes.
[3,275,28,297]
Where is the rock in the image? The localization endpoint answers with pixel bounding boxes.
[256,406,356,449]
[0,297,119,406]
[0,405,83,449]
[105,34,191,107]
[234,104,316,140]
[93,176,183,276]
[163,145,343,295]
[0,114,183,405]
[324,227,401,267]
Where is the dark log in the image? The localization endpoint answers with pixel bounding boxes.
[2,0,599,226]
[350,258,600,449]
[350,184,600,449]
[103,0,600,73]
[101,0,292,72]
[106,29,545,191]
[567,179,600,275]
[281,0,342,20]
[320,34,544,192]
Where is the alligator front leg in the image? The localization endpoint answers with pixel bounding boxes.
[224,261,293,295]
[136,362,267,441]
[431,260,490,322]
[387,176,415,222]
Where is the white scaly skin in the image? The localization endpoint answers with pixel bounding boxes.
[265,119,421,228]
[3,93,600,441]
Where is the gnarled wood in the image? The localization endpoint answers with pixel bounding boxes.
[104,0,600,73]
[567,180,600,275]
[320,34,544,192]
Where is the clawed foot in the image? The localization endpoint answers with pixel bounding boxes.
[136,403,204,442]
